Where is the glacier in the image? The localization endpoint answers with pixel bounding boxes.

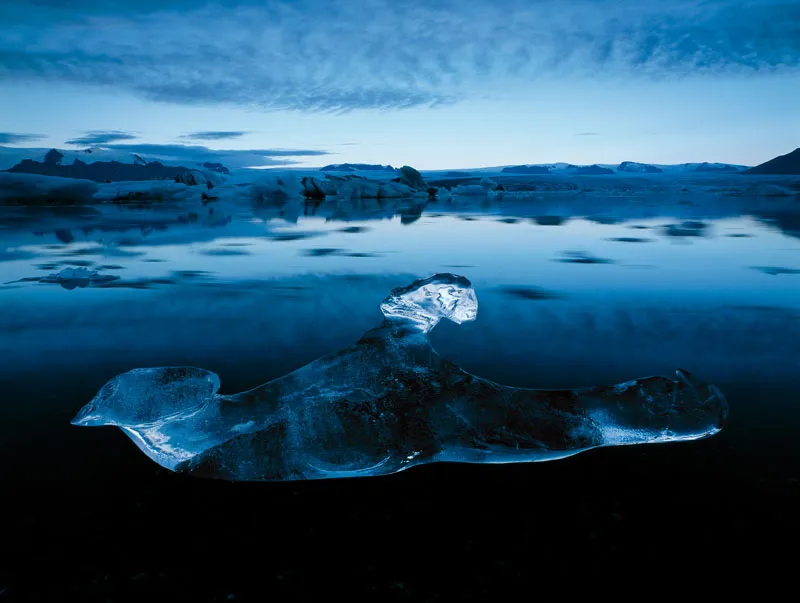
[71,273,728,481]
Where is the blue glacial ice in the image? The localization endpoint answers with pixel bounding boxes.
[71,273,728,481]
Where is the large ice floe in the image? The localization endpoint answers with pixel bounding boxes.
[71,273,728,481]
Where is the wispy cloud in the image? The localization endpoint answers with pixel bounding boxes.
[0,132,46,144]
[66,131,137,145]
[104,143,330,168]
[180,131,250,141]
[1,1,798,112]
[575,132,600,136]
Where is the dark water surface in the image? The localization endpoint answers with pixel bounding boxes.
[1,193,799,600]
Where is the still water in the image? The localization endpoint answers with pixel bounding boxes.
[1,192,799,599]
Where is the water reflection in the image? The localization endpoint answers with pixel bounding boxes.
[1,193,799,389]
[556,251,615,264]
[606,237,653,243]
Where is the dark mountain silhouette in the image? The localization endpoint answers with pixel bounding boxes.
[5,150,190,182]
[746,148,800,175]
[44,149,64,166]
[501,165,553,175]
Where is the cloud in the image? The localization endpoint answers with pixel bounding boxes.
[104,143,330,168]
[575,132,600,136]
[65,131,137,145]
[0,132,46,144]
[1,1,798,112]
[180,131,250,141]
[0,141,331,169]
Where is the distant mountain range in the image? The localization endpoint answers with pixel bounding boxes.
[0,145,241,174]
[496,162,747,175]
[618,161,663,173]
[746,148,800,175]
[320,163,395,172]
[574,164,615,175]
[693,162,742,173]
[501,165,553,174]
[4,145,799,180]
[6,152,190,182]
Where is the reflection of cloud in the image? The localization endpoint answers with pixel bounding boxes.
[751,266,800,275]
[181,131,250,141]
[556,251,615,264]
[606,237,653,243]
[196,248,252,256]
[534,215,569,226]
[662,221,709,237]
[300,248,381,257]
[66,131,137,145]
[497,286,564,300]
[1,1,797,111]
[0,132,46,144]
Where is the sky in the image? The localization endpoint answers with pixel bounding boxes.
[1,0,799,169]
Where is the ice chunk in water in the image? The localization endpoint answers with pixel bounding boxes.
[379,273,477,332]
[72,273,728,481]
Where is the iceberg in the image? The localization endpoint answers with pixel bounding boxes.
[301,174,421,200]
[71,273,727,481]
[0,172,98,205]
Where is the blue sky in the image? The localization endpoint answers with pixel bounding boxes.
[1,0,798,169]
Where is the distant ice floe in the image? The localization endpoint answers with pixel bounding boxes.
[72,273,727,482]
[0,173,99,205]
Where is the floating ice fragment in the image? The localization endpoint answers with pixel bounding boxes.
[72,273,728,481]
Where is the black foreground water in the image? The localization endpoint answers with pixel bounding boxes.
[1,193,799,601]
